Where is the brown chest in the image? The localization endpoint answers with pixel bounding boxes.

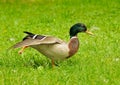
[67,37,79,58]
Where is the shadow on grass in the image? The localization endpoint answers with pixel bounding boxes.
[24,56,63,69]
[23,56,50,69]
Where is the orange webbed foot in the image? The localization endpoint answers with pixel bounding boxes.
[18,46,28,54]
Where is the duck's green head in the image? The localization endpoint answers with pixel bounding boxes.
[69,23,93,38]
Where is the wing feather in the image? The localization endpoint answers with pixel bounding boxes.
[9,36,64,49]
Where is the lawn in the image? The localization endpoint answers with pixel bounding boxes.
[0,0,120,85]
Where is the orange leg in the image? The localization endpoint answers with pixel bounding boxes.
[18,46,28,54]
[51,59,55,67]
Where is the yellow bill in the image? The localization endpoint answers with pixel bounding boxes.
[85,30,93,35]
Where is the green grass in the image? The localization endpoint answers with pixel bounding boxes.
[0,0,120,85]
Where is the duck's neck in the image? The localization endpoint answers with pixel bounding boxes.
[67,36,79,58]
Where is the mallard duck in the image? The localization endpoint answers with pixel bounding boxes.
[10,23,93,67]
